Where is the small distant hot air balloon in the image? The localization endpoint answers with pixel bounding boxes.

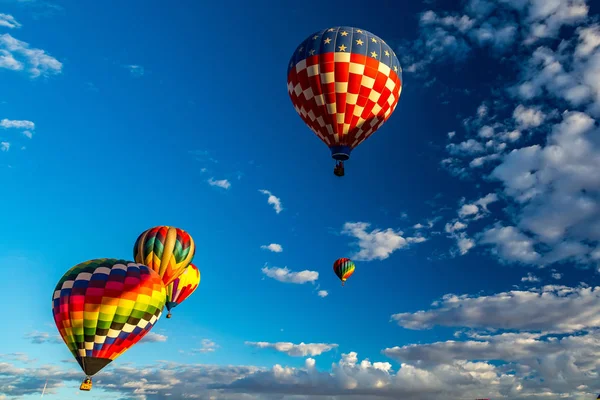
[287,26,402,177]
[333,258,355,286]
[133,226,195,286]
[52,258,166,391]
[165,263,201,319]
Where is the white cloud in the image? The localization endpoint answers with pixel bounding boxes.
[6,343,600,399]
[245,341,338,357]
[258,189,283,214]
[341,222,426,262]
[391,284,600,334]
[552,272,563,279]
[1,142,9,151]
[480,224,541,264]
[447,131,456,138]
[207,177,231,189]
[513,104,545,128]
[444,220,467,233]
[140,332,167,343]
[447,139,485,155]
[0,33,62,77]
[0,14,21,29]
[456,235,476,255]
[458,204,479,218]
[0,119,34,130]
[261,266,318,284]
[521,272,540,282]
[317,290,328,298]
[260,243,282,253]
[193,339,219,353]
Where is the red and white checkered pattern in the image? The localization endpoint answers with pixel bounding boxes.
[287,52,402,149]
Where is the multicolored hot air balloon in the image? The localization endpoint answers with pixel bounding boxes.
[52,258,166,391]
[133,226,195,286]
[165,263,201,319]
[333,258,355,286]
[287,26,402,177]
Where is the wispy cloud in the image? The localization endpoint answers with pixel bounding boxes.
[0,13,21,29]
[260,243,283,253]
[125,64,144,77]
[1,141,9,151]
[0,118,34,130]
[520,272,540,283]
[24,331,61,344]
[192,339,218,353]
[0,33,62,77]
[259,189,283,214]
[207,177,231,189]
[140,332,167,343]
[261,265,318,284]
[317,290,328,298]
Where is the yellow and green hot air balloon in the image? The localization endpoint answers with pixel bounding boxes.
[133,226,195,286]
[165,263,201,319]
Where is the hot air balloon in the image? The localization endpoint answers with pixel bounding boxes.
[333,258,355,286]
[52,258,166,391]
[133,226,195,286]
[287,26,402,177]
[165,263,201,319]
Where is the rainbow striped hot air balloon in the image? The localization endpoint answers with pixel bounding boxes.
[133,226,195,287]
[165,263,201,319]
[52,258,166,391]
[333,257,355,286]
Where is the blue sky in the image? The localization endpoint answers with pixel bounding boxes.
[2,0,600,399]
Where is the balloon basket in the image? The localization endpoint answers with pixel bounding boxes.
[80,377,92,391]
[166,313,172,319]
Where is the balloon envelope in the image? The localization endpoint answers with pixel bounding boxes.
[333,258,355,285]
[166,263,201,314]
[133,226,195,286]
[52,258,166,377]
[287,26,402,161]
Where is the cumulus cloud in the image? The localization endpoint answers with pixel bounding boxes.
[341,222,426,262]
[192,339,219,353]
[521,272,540,282]
[0,33,62,77]
[259,189,283,214]
[208,177,231,189]
[260,243,283,253]
[391,284,600,334]
[244,341,338,357]
[513,104,545,128]
[261,266,318,284]
[6,344,600,399]
[317,290,328,298]
[552,272,563,279]
[1,142,9,151]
